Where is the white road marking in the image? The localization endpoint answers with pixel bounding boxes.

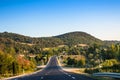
[68,75,71,77]
[41,77,44,79]
[57,57,77,80]
[45,70,52,75]
[59,69,76,79]
[72,76,76,79]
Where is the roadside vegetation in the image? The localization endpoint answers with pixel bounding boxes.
[0,31,120,79]
[0,38,53,78]
[59,43,120,74]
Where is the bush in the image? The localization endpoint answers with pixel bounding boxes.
[101,64,120,72]
[77,58,86,67]
[85,63,120,74]
[85,68,100,74]
[101,59,118,67]
[67,57,77,66]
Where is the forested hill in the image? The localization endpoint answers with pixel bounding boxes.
[0,32,63,47]
[54,31,102,46]
[0,31,103,47]
[0,32,32,43]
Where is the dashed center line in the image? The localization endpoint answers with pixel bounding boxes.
[59,69,76,80]
[45,70,52,75]
[72,76,76,79]
[68,75,71,77]
[41,77,44,79]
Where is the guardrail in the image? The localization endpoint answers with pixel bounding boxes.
[93,72,120,78]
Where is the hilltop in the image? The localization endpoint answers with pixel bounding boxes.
[55,31,102,46]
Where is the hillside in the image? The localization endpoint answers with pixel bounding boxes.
[55,31,103,46]
[0,32,32,43]
[0,32,63,47]
[0,31,103,47]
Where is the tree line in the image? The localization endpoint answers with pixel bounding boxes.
[59,43,120,73]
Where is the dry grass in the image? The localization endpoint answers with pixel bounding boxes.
[63,67,85,73]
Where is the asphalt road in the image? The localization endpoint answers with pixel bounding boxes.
[8,56,96,80]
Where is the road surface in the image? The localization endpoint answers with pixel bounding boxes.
[8,56,96,80]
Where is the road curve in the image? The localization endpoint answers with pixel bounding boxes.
[8,56,96,80]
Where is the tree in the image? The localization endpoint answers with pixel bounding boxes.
[77,58,86,67]
[67,57,77,66]
[0,52,14,74]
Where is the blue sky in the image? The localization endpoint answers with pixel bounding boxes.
[0,0,120,40]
